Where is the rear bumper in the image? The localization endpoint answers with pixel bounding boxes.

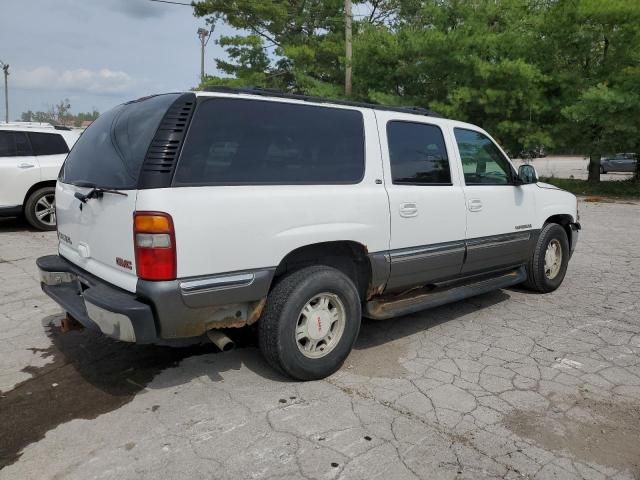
[37,254,274,343]
[37,255,158,343]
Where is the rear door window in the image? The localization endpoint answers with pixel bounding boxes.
[28,132,69,155]
[59,94,179,189]
[0,131,32,157]
[174,98,365,185]
[387,121,451,184]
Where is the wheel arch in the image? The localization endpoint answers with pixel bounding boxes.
[22,180,57,212]
[544,214,574,246]
[272,241,374,300]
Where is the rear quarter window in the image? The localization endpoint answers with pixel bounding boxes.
[173,98,365,185]
[28,132,69,155]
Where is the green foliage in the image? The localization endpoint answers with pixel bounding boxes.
[540,177,640,199]
[193,0,640,176]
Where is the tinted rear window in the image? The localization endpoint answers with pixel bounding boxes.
[60,94,179,188]
[174,98,365,185]
[387,121,451,184]
[0,131,32,157]
[28,132,69,155]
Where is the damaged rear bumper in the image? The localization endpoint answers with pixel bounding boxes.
[37,254,274,344]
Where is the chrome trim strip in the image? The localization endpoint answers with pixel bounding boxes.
[390,241,466,260]
[180,273,255,293]
[466,232,531,249]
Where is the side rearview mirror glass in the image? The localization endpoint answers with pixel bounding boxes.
[518,164,538,184]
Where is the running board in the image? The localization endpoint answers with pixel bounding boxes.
[364,266,526,320]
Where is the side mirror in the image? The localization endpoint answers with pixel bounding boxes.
[518,164,538,184]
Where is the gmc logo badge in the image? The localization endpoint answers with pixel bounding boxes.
[116,257,133,270]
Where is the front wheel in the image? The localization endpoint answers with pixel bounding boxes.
[522,223,570,293]
[24,187,57,231]
[258,266,361,380]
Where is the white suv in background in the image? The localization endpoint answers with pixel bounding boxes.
[37,88,580,380]
[0,123,79,230]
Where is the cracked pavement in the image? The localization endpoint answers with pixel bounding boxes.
[0,198,639,479]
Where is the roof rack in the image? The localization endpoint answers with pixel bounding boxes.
[201,86,442,118]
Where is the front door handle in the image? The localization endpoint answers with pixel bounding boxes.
[468,199,483,212]
[399,202,418,218]
[18,163,36,169]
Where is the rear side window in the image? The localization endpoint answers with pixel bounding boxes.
[28,132,69,155]
[174,98,365,185]
[60,94,179,189]
[387,121,451,184]
[0,131,32,157]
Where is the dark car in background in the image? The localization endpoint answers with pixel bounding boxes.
[600,153,637,173]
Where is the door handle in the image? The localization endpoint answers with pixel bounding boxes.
[468,199,483,212]
[18,163,36,169]
[399,202,418,218]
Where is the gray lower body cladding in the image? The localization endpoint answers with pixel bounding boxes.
[37,254,274,343]
[370,230,541,294]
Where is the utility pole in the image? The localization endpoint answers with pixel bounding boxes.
[197,27,212,85]
[344,0,352,96]
[0,61,8,123]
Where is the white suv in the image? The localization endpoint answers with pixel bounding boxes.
[0,123,79,230]
[37,88,580,380]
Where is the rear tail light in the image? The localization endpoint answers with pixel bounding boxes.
[133,212,176,281]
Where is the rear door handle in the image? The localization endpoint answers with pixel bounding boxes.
[468,199,483,212]
[399,202,418,218]
[18,163,36,169]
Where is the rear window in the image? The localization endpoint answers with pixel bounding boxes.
[173,98,365,185]
[28,132,69,155]
[59,94,179,189]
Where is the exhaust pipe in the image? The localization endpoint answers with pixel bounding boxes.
[207,330,235,352]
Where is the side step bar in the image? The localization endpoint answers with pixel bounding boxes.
[364,267,527,320]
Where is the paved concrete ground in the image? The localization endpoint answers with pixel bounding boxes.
[1,199,639,480]
[512,156,634,181]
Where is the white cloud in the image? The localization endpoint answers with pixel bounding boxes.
[12,66,134,95]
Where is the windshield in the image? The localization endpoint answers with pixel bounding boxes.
[59,93,180,189]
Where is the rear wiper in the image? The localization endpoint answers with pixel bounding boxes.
[74,186,128,204]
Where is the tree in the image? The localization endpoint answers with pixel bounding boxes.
[535,0,640,182]
[193,0,640,173]
[18,101,99,127]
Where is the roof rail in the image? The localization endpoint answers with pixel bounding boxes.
[201,86,442,118]
[53,125,71,131]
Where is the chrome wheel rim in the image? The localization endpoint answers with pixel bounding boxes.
[295,292,346,359]
[35,194,56,226]
[544,239,562,280]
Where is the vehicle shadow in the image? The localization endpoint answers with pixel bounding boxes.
[0,216,40,233]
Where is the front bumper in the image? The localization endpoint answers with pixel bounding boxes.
[37,255,158,343]
[569,222,581,256]
[37,255,275,344]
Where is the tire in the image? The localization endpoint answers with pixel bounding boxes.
[600,165,606,174]
[522,223,570,293]
[24,187,57,231]
[258,265,361,381]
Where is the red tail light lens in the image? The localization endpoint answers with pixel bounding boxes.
[133,212,176,281]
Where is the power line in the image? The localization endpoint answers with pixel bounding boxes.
[148,0,192,5]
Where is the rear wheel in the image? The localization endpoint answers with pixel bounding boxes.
[522,223,570,293]
[600,165,606,174]
[258,266,361,380]
[24,187,57,231]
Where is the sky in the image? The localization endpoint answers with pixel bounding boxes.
[0,0,235,119]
